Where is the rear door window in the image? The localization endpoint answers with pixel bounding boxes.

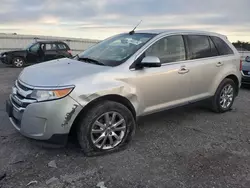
[46,43,57,50]
[208,37,219,56]
[210,36,234,55]
[186,35,213,59]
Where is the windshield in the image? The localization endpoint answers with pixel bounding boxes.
[25,43,36,50]
[75,33,156,66]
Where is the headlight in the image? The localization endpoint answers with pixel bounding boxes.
[2,54,6,57]
[30,87,74,102]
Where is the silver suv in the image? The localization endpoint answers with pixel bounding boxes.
[6,30,242,156]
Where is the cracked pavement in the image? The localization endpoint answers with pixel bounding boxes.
[1,63,250,188]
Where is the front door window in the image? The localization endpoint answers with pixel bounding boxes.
[145,35,186,64]
[29,43,40,53]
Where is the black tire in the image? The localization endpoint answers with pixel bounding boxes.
[12,57,25,68]
[77,101,136,156]
[211,78,236,113]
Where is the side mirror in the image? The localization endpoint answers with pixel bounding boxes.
[246,56,250,62]
[141,56,161,67]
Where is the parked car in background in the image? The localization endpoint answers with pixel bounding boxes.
[241,56,250,85]
[235,47,250,61]
[6,30,241,156]
[0,41,72,67]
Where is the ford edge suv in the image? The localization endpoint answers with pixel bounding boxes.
[6,30,242,156]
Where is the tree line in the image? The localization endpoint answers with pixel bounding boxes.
[232,41,250,51]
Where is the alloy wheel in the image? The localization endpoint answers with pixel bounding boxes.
[219,84,234,109]
[91,111,127,150]
[14,58,24,67]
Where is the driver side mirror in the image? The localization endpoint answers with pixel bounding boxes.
[246,56,250,62]
[141,56,161,67]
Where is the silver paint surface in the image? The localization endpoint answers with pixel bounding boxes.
[9,29,241,140]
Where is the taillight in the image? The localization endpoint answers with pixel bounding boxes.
[67,50,72,55]
[240,60,242,71]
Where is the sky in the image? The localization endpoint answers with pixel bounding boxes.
[0,0,250,42]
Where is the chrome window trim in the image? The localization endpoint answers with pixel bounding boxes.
[128,32,236,70]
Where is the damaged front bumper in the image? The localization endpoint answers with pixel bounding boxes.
[6,95,82,145]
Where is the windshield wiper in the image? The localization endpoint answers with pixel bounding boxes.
[78,57,105,66]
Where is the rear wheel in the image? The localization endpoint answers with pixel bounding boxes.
[211,78,236,113]
[12,57,25,68]
[77,101,136,156]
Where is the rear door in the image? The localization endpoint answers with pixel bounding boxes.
[44,43,58,61]
[183,35,229,100]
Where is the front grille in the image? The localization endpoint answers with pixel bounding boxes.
[11,95,30,108]
[11,80,36,109]
[16,92,25,100]
[17,81,31,91]
[242,76,250,82]
[242,70,250,76]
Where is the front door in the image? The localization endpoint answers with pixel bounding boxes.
[127,35,192,116]
[26,43,40,63]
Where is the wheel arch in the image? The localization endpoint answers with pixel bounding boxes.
[11,56,26,67]
[212,71,240,97]
[12,55,27,61]
[69,94,137,136]
[225,74,240,95]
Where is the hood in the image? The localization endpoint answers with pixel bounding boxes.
[242,61,250,71]
[2,50,26,54]
[19,58,110,87]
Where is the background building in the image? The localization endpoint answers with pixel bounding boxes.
[0,33,100,55]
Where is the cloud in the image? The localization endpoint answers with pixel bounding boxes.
[0,0,249,41]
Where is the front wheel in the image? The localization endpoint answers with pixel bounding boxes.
[77,101,136,156]
[211,78,236,113]
[12,57,25,68]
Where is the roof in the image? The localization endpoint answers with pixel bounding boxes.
[135,29,226,37]
[35,40,67,43]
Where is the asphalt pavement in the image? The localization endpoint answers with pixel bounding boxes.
[1,63,250,188]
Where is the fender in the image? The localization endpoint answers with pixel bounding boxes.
[69,73,140,115]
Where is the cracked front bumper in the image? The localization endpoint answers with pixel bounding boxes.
[6,95,82,144]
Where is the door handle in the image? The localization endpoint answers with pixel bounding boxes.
[216,62,224,67]
[178,66,189,74]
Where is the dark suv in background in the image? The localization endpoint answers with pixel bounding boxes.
[0,41,72,67]
[242,56,250,85]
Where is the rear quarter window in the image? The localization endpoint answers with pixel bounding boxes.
[57,43,68,50]
[210,36,234,55]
